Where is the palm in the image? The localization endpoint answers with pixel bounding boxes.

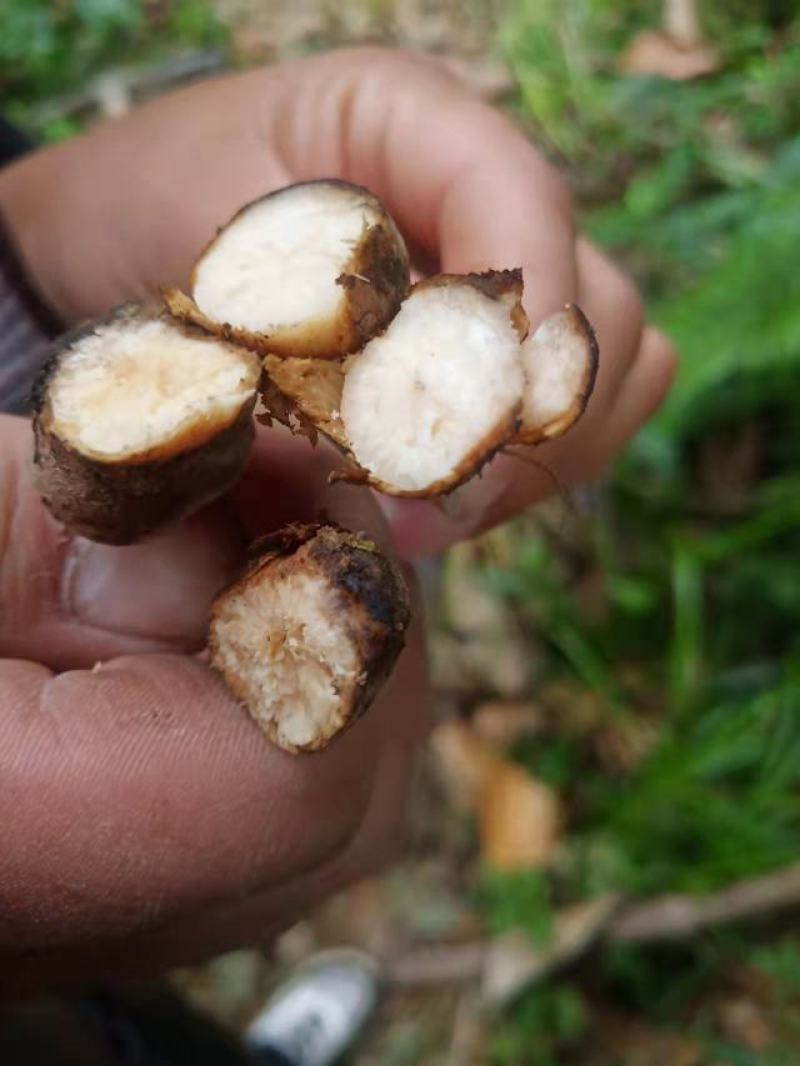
[0,47,674,988]
[0,48,673,554]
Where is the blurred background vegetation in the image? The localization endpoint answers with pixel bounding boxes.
[3,0,800,1062]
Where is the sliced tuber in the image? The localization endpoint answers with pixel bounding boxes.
[338,271,528,496]
[33,305,260,544]
[514,305,599,445]
[258,286,600,496]
[260,354,347,449]
[209,524,410,753]
[164,180,410,359]
[33,181,601,552]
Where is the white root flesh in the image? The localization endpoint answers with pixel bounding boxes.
[213,566,361,751]
[34,181,600,551]
[32,306,260,544]
[166,180,410,359]
[339,274,527,495]
[515,305,599,445]
[210,525,410,753]
[46,312,259,463]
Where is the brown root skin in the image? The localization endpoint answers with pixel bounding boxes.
[259,355,347,449]
[166,181,410,360]
[209,523,411,754]
[257,371,320,445]
[327,465,371,488]
[513,304,599,446]
[336,206,412,347]
[413,270,529,341]
[32,304,259,545]
[34,401,255,545]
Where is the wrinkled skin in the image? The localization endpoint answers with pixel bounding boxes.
[0,47,675,993]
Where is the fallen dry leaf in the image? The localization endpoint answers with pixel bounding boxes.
[478,759,560,871]
[431,719,561,870]
[619,0,719,81]
[273,920,317,967]
[430,719,496,811]
[618,30,719,81]
[386,862,479,942]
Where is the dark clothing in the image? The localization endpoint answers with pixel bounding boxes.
[0,114,34,167]
[0,214,62,413]
[0,116,59,413]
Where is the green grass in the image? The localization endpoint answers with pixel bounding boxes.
[5,0,800,1056]
[488,982,587,1066]
[490,0,800,897]
[483,0,800,1056]
[0,0,227,140]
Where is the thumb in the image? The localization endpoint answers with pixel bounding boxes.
[0,427,428,992]
[0,416,330,669]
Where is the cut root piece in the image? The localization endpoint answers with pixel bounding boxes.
[514,305,599,445]
[164,180,410,359]
[33,305,260,544]
[339,271,527,496]
[260,354,347,449]
[209,524,410,753]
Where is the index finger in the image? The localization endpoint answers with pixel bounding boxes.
[405,98,577,324]
[275,48,578,323]
[316,51,579,548]
[381,69,577,321]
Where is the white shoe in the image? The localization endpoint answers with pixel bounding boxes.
[245,949,380,1066]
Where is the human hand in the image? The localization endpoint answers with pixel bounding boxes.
[0,47,676,555]
[0,415,428,995]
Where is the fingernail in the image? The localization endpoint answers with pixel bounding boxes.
[62,511,242,644]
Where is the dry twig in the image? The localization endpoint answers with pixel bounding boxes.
[609,863,800,943]
[387,863,800,1006]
